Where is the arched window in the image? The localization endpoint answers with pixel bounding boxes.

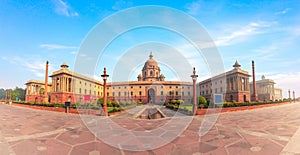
[150,71,153,76]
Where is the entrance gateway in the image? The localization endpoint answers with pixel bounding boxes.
[148,88,155,104]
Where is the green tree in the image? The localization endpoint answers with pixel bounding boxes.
[39,88,45,96]
[12,91,20,100]
[97,98,112,107]
[0,88,4,99]
[198,96,208,108]
[14,87,26,101]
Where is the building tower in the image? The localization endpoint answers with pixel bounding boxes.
[137,52,165,82]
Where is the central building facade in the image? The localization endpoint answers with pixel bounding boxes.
[106,53,193,104]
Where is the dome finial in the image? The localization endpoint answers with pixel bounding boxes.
[61,62,69,69]
[149,52,153,59]
[233,60,241,69]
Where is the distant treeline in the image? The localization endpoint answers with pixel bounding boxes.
[0,87,26,101]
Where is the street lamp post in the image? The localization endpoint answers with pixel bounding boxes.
[191,67,198,115]
[101,67,109,116]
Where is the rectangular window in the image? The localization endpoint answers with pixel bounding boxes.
[131,91,133,96]
[139,91,142,95]
[161,91,163,95]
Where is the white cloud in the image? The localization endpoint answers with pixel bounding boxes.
[275,8,290,15]
[185,0,201,15]
[112,0,133,11]
[1,56,53,78]
[52,0,79,17]
[214,22,273,46]
[40,44,77,50]
[70,51,78,55]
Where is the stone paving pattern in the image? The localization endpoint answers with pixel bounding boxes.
[0,102,300,155]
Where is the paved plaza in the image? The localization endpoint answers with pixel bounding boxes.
[1,103,300,155]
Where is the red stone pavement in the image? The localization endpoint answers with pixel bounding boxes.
[0,101,299,155]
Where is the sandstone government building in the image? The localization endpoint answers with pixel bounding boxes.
[25,53,282,104]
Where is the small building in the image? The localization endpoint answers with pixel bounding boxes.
[25,80,52,103]
[250,75,282,101]
[199,61,251,102]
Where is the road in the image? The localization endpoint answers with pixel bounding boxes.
[0,102,300,155]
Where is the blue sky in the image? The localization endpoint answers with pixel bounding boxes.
[0,0,299,98]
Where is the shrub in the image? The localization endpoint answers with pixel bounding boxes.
[111,100,120,107]
[177,100,184,105]
[198,96,207,105]
[137,101,143,106]
[97,98,112,107]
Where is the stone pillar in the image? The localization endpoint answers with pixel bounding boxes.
[191,67,198,115]
[44,61,49,103]
[251,60,258,101]
[60,76,65,92]
[65,77,68,92]
[53,78,56,92]
[66,77,68,92]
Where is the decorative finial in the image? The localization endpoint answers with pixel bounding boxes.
[149,52,153,59]
[61,62,69,69]
[233,60,241,68]
[193,67,196,75]
[104,67,106,74]
[191,67,198,79]
[46,61,49,65]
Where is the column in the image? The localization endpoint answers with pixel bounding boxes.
[59,77,62,92]
[66,77,68,92]
[30,85,32,95]
[69,78,72,92]
[65,77,67,92]
[53,79,56,92]
[62,77,64,92]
